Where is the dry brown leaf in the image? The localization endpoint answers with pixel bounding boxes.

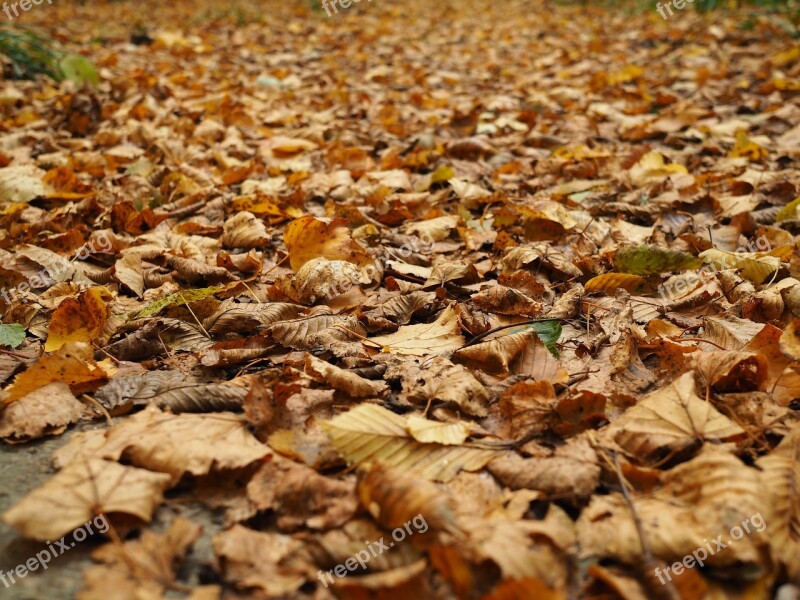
[213,524,315,596]
[0,381,84,443]
[453,329,544,376]
[97,406,269,483]
[488,435,600,497]
[756,431,800,581]
[605,372,745,462]
[358,462,463,536]
[447,515,572,590]
[267,310,346,349]
[744,324,800,406]
[246,454,357,530]
[95,371,248,413]
[2,458,170,541]
[0,164,46,203]
[360,291,438,332]
[115,253,146,297]
[305,354,387,398]
[411,357,492,417]
[80,517,202,600]
[315,518,424,575]
[220,211,271,249]
[204,301,307,336]
[245,381,341,469]
[690,350,767,393]
[276,257,362,305]
[492,380,556,440]
[578,446,766,569]
[779,319,800,362]
[471,285,543,317]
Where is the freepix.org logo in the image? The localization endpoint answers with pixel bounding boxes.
[321,0,372,18]
[3,0,55,21]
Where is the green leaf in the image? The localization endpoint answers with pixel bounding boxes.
[430,164,456,184]
[134,286,224,319]
[0,323,26,348]
[776,197,800,222]
[613,244,702,276]
[508,320,562,357]
[530,320,561,357]
[59,54,99,87]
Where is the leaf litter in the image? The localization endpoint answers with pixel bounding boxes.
[0,0,799,598]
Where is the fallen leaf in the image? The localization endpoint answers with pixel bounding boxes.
[45,287,110,352]
[368,305,466,357]
[81,517,202,600]
[0,382,84,443]
[2,458,170,541]
[3,342,110,404]
[97,407,270,483]
[605,372,745,462]
[323,404,502,482]
[0,323,26,348]
[213,524,314,596]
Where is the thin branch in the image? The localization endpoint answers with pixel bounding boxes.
[464,318,561,347]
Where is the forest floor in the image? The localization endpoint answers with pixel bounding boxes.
[0,0,799,598]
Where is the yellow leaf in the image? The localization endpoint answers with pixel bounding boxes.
[283,215,378,278]
[776,197,800,222]
[699,248,780,284]
[134,285,224,319]
[628,151,688,186]
[584,273,645,294]
[45,287,111,352]
[729,129,768,161]
[4,342,109,404]
[322,404,502,482]
[406,415,472,445]
[368,305,466,357]
[607,64,644,85]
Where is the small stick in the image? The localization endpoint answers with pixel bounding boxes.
[464,318,561,347]
[672,337,727,350]
[178,292,211,339]
[81,394,113,428]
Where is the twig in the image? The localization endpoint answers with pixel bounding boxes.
[262,253,290,277]
[177,292,211,339]
[333,324,382,348]
[93,342,121,365]
[81,394,113,428]
[672,336,727,350]
[464,318,561,347]
[0,347,31,360]
[611,450,653,562]
[240,281,262,304]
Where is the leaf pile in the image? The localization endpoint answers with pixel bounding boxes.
[0,0,799,598]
